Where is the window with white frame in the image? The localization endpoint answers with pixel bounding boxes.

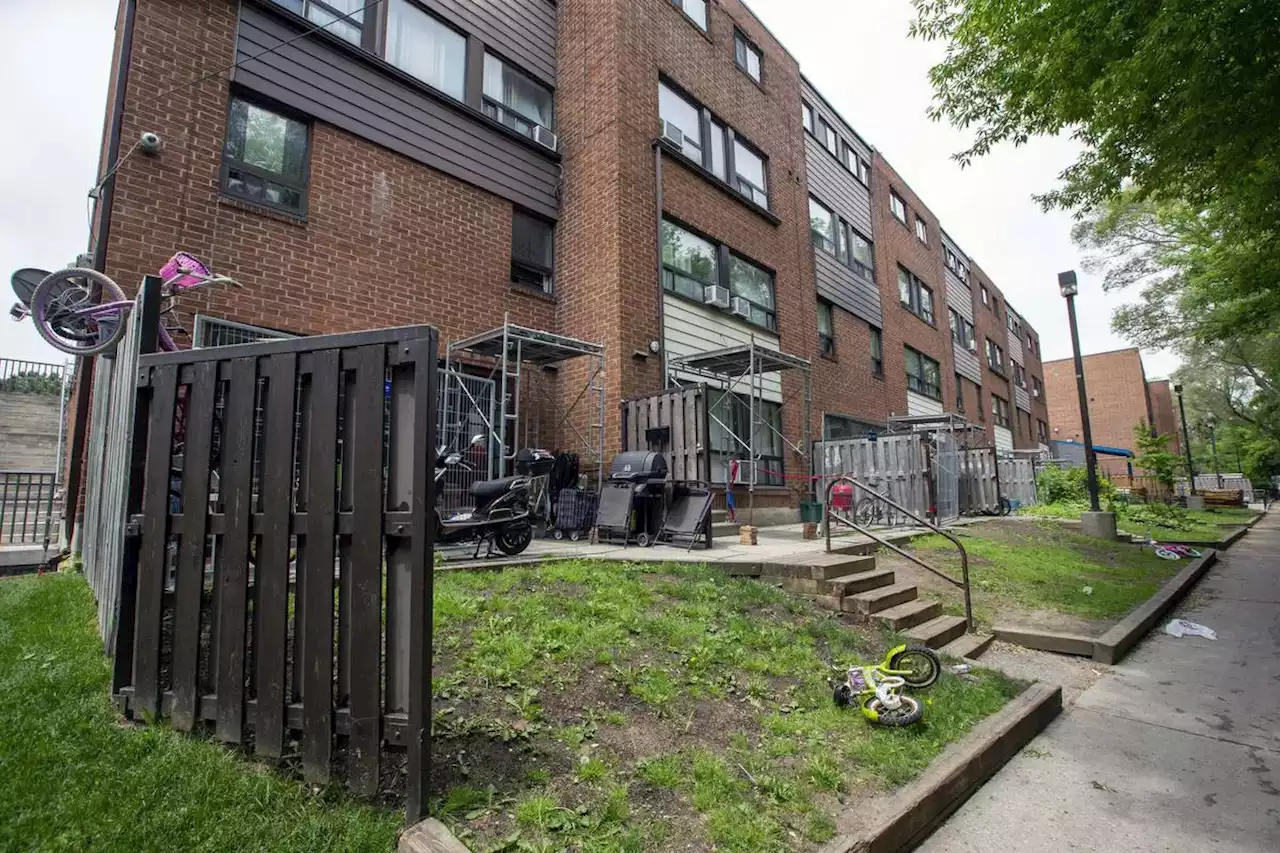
[674,0,708,30]
[659,81,704,162]
[915,216,928,244]
[905,346,942,400]
[890,190,907,223]
[733,140,768,207]
[734,30,762,82]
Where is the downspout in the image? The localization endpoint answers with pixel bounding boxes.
[66,0,137,547]
[653,142,667,387]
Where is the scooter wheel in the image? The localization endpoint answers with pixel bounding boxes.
[553,529,564,540]
[636,532,652,547]
[569,530,581,542]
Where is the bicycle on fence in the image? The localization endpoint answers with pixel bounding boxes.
[852,477,902,529]
[10,252,239,357]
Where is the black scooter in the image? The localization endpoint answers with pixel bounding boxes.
[435,435,533,558]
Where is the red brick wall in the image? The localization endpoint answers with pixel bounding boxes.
[1045,348,1152,478]
[969,260,1013,445]
[1147,379,1181,454]
[870,154,955,419]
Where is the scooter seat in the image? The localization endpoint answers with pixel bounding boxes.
[469,476,523,503]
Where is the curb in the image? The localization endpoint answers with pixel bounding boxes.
[1093,550,1218,664]
[990,627,1094,657]
[819,682,1063,853]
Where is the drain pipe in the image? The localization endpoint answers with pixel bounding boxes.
[653,142,667,387]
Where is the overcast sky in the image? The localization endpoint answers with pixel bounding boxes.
[0,0,1176,378]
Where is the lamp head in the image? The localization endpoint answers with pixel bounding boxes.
[1057,270,1079,298]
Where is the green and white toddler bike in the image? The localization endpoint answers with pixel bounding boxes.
[832,644,941,727]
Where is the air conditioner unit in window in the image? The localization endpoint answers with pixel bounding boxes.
[532,125,559,152]
[659,120,685,150]
[730,296,752,319]
[703,284,731,309]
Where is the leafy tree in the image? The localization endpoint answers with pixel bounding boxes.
[1133,419,1179,493]
[0,371,64,396]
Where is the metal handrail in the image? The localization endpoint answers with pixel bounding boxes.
[824,475,974,632]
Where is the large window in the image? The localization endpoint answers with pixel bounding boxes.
[870,327,883,375]
[661,219,776,331]
[734,30,762,82]
[1007,310,1022,337]
[385,0,466,99]
[809,197,836,255]
[986,338,1005,374]
[810,196,873,277]
[483,53,554,138]
[710,394,783,487]
[221,97,310,216]
[889,191,907,223]
[510,210,554,295]
[660,80,769,210]
[733,140,768,207]
[992,394,1011,428]
[905,347,941,401]
[672,0,708,30]
[278,0,370,47]
[944,246,967,281]
[948,309,976,352]
[817,300,835,358]
[897,267,934,324]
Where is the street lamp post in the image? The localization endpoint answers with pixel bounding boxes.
[1058,271,1101,512]
[1172,381,1192,494]
[1206,414,1223,488]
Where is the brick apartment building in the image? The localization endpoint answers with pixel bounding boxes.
[71,0,1051,512]
[1043,348,1178,478]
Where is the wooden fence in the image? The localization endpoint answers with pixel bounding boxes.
[814,435,931,519]
[620,385,711,482]
[997,457,1037,508]
[109,323,440,821]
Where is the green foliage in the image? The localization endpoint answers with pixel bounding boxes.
[0,370,64,395]
[1034,465,1114,506]
[0,575,400,853]
[1133,420,1181,491]
[1124,502,1193,533]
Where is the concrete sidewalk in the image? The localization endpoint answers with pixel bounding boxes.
[918,512,1280,853]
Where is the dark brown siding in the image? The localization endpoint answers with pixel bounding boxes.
[233,2,560,218]
[434,0,557,83]
[814,248,881,327]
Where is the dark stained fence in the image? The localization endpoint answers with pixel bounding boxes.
[111,325,440,821]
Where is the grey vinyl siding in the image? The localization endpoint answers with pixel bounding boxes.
[815,249,882,327]
[953,343,981,384]
[1006,323,1023,363]
[945,269,973,322]
[234,2,560,219]
[1014,383,1032,413]
[431,0,556,84]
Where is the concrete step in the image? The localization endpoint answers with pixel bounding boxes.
[843,582,918,615]
[871,598,941,631]
[762,553,877,582]
[825,567,895,597]
[904,614,969,649]
[938,632,995,660]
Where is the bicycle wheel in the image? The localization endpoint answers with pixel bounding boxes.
[31,268,128,356]
[862,694,923,727]
[1154,547,1181,561]
[854,498,878,528]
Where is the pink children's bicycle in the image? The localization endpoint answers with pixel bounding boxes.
[9,252,239,357]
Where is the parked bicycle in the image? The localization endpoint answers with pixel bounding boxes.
[852,477,901,528]
[10,252,239,357]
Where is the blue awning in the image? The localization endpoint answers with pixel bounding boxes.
[1052,440,1134,458]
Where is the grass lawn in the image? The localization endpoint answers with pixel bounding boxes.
[1018,502,1258,543]
[905,520,1183,624]
[0,573,401,853]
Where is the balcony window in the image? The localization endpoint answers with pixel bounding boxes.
[483,53,554,138]
[385,0,466,100]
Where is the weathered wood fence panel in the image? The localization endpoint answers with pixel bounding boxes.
[620,385,710,482]
[110,325,439,821]
[814,435,930,519]
[998,457,1037,508]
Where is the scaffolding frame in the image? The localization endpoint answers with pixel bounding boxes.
[885,413,987,450]
[668,338,812,526]
[444,316,606,495]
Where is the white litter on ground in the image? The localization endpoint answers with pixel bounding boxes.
[1164,619,1217,640]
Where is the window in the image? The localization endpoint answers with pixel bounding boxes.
[977,387,986,422]
[855,157,870,185]
[817,300,835,358]
[661,219,776,331]
[802,102,815,135]
[889,191,907,223]
[277,0,370,46]
[848,228,874,278]
[511,211,554,294]
[915,216,928,244]
[1013,361,1026,388]
[992,394,1011,428]
[483,53,554,138]
[992,296,1001,316]
[708,119,728,180]
[1006,311,1022,337]
[711,395,783,486]
[986,338,1005,374]
[734,30,762,82]
[1032,375,1043,399]
[839,141,854,172]
[221,97,310,216]
[809,196,836,254]
[948,309,976,351]
[955,373,965,412]
[980,285,989,306]
[733,140,769,207]
[870,327,883,375]
[1037,419,1049,444]
[659,82,704,163]
[824,414,881,441]
[673,0,708,30]
[821,121,839,157]
[905,347,942,400]
[385,0,467,99]
[1026,333,1036,355]
[897,267,934,324]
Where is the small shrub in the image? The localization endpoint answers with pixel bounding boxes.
[1124,502,1194,532]
[1036,465,1115,505]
